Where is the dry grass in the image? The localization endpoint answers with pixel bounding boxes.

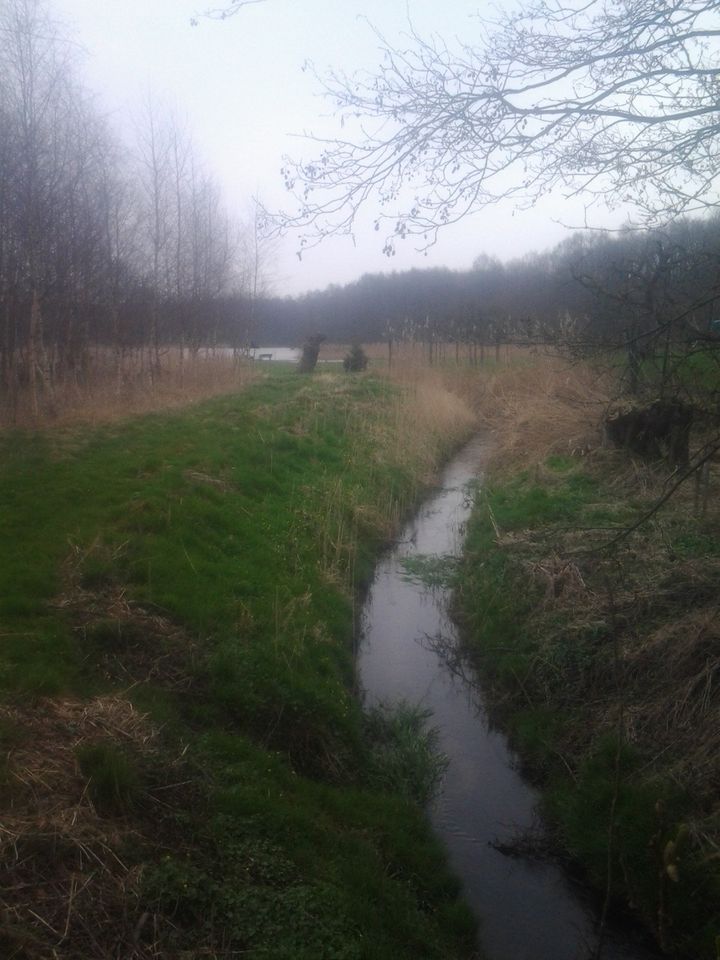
[372,376,478,481]
[623,604,720,795]
[0,536,206,957]
[0,348,259,431]
[366,342,609,474]
[47,536,201,691]
[469,354,612,473]
[0,696,184,959]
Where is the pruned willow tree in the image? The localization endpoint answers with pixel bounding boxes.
[278,0,720,467]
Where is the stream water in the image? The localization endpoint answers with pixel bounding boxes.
[357,436,658,960]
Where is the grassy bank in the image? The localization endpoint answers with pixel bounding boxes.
[455,393,720,957]
[0,369,479,959]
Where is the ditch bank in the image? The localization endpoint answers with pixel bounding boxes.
[0,372,479,960]
[359,435,660,960]
[453,445,720,959]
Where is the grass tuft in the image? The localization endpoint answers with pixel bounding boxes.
[363,702,448,806]
[76,741,142,815]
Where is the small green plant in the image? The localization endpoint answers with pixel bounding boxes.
[76,741,141,815]
[400,554,457,588]
[363,702,448,806]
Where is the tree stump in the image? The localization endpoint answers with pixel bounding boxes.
[605,400,693,468]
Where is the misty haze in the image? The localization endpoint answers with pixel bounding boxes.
[1,1,718,958]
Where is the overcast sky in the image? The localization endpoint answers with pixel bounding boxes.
[50,0,621,297]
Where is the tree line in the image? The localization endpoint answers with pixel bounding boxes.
[0,0,257,420]
[256,214,719,402]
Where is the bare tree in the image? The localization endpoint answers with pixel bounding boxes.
[0,0,100,412]
[135,96,174,375]
[279,0,720,253]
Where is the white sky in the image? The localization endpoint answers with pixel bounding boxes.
[51,0,622,296]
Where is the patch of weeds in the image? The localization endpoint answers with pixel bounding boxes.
[508,707,567,766]
[363,701,448,806]
[490,482,581,528]
[144,847,362,960]
[76,741,142,815]
[85,617,146,650]
[79,551,119,590]
[565,472,600,496]
[543,734,717,949]
[546,454,576,472]
[208,633,362,778]
[400,553,458,588]
[672,531,720,559]
[584,505,624,525]
[547,735,655,861]
[128,683,183,729]
[455,500,537,677]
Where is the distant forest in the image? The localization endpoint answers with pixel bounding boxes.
[259,218,720,364]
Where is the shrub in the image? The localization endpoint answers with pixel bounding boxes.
[343,343,369,373]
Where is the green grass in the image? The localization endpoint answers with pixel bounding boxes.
[0,370,476,959]
[400,554,459,588]
[76,741,142,815]
[363,702,449,805]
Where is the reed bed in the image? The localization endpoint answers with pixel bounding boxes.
[360,341,608,474]
[0,348,259,430]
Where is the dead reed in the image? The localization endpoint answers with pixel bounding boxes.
[0,696,181,959]
[469,355,612,472]
[364,341,608,474]
[0,347,259,430]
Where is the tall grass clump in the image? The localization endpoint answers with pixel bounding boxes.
[363,702,448,806]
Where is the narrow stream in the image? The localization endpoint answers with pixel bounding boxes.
[358,437,658,960]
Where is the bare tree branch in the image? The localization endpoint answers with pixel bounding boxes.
[191,0,267,25]
[277,0,720,254]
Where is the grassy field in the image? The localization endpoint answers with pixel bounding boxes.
[454,375,720,959]
[0,368,480,959]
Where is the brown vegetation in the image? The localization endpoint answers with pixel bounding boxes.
[0,696,189,959]
[470,385,720,889]
[0,542,202,958]
[0,350,259,430]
